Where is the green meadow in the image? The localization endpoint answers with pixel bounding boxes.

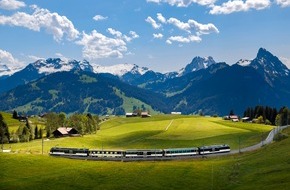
[1,115,289,189]
[1,115,273,153]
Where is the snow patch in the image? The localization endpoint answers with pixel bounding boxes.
[236,59,251,66]
[93,63,149,76]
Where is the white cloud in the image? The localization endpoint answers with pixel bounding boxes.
[276,0,290,7]
[188,19,219,34]
[55,53,69,62]
[28,55,45,61]
[93,15,108,21]
[146,0,217,7]
[0,5,79,42]
[145,16,162,29]
[166,39,172,44]
[0,49,23,68]
[209,0,271,15]
[127,31,139,41]
[147,14,218,44]
[108,28,139,42]
[153,33,164,39]
[108,28,123,38]
[76,29,139,60]
[167,35,202,44]
[157,13,167,23]
[0,0,25,10]
[167,17,191,32]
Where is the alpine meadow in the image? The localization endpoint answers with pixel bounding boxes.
[1,0,290,190]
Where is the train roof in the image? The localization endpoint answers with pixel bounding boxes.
[89,149,124,152]
[199,144,230,149]
[50,147,89,150]
[163,147,198,151]
[125,149,163,152]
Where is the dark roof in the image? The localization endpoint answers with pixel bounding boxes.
[53,127,78,136]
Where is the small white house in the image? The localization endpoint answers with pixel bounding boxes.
[171,112,182,115]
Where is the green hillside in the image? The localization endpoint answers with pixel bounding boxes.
[1,141,289,190]
[1,115,273,153]
[0,118,289,190]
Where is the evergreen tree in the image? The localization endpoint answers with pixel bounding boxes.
[280,107,288,126]
[12,110,18,119]
[58,112,66,127]
[87,113,97,133]
[45,112,60,137]
[39,128,43,139]
[275,114,282,126]
[0,113,10,144]
[35,125,38,139]
[18,125,30,142]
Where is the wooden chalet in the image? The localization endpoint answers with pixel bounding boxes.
[52,127,79,138]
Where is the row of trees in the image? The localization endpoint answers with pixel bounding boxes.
[0,112,100,144]
[243,106,290,126]
[45,112,100,137]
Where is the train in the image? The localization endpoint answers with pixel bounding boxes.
[49,144,230,160]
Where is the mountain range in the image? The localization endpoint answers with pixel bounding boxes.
[0,48,289,116]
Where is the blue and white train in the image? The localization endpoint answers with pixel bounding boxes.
[49,144,230,160]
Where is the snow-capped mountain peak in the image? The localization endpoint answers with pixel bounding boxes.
[178,56,216,76]
[93,63,150,76]
[30,58,94,75]
[250,48,289,78]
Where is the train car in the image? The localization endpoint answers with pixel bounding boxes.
[164,147,199,157]
[198,144,230,155]
[124,149,163,158]
[89,150,124,158]
[49,147,89,157]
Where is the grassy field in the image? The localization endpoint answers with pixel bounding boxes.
[2,114,288,190]
[0,128,289,190]
[1,115,273,153]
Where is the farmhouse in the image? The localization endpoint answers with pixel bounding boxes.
[126,112,138,117]
[224,115,240,122]
[242,117,251,122]
[230,115,239,122]
[171,112,182,115]
[141,112,151,118]
[52,127,79,138]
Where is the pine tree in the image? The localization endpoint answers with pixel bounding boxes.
[35,125,38,139]
[12,110,18,119]
[39,128,43,139]
[0,113,10,144]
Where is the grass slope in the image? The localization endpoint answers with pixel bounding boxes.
[1,115,273,153]
[0,128,289,190]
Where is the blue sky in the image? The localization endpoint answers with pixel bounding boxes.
[0,0,290,72]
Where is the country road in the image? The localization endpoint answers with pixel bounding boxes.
[230,125,289,154]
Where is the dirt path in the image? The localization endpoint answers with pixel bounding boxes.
[165,120,174,131]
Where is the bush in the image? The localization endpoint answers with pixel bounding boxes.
[274,132,289,142]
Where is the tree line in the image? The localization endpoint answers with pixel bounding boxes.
[45,112,100,137]
[0,111,100,144]
[243,106,290,126]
